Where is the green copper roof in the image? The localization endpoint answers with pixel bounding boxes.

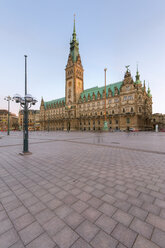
[135,80,141,84]
[147,87,152,97]
[80,81,123,101]
[70,17,79,63]
[44,97,65,108]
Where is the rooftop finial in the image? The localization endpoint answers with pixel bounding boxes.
[136,63,140,82]
[72,14,76,41]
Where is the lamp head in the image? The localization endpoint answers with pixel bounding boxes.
[13,94,22,103]
[25,94,33,103]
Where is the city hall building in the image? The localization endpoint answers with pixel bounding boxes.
[40,20,152,131]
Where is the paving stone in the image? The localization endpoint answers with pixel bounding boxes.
[154,199,165,208]
[117,243,127,248]
[126,189,140,197]
[46,198,63,209]
[142,202,160,215]
[139,193,155,203]
[3,199,22,212]
[1,131,165,248]
[90,230,118,248]
[22,196,38,207]
[56,190,68,200]
[114,200,131,212]
[112,209,133,226]
[160,209,165,218]
[35,208,55,225]
[70,188,82,196]
[82,207,101,222]
[71,238,92,248]
[95,214,117,234]
[146,213,165,232]
[13,213,35,231]
[92,189,105,198]
[150,190,165,200]
[151,228,165,248]
[130,217,153,239]
[133,235,160,248]
[102,194,116,204]
[26,232,55,248]
[64,211,84,229]
[99,203,117,217]
[127,197,143,207]
[8,206,28,220]
[71,200,89,213]
[43,216,65,236]
[115,191,128,201]
[77,192,92,201]
[0,228,19,248]
[56,204,73,219]
[87,197,103,209]
[0,218,13,235]
[9,240,25,248]
[53,226,79,248]
[112,223,137,248]
[76,220,99,242]
[19,221,44,245]
[129,206,148,220]
[28,202,46,215]
[63,194,78,205]
[0,210,8,221]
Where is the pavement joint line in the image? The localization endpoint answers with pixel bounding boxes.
[0,137,165,155]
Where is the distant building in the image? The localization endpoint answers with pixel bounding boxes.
[152,113,165,131]
[0,109,18,131]
[19,110,40,130]
[40,19,153,131]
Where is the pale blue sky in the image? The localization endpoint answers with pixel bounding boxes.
[0,0,165,114]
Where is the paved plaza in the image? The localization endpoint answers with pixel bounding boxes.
[0,131,165,248]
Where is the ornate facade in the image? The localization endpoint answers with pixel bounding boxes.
[40,20,152,131]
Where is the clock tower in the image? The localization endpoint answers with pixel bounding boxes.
[65,17,84,105]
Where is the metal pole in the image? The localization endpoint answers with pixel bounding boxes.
[7,99,10,135]
[104,68,107,122]
[23,55,29,153]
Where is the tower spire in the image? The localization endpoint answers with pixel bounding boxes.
[72,14,76,41]
[136,64,140,81]
[70,15,79,63]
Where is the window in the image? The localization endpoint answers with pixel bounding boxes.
[126,118,130,124]
[123,108,125,113]
[109,120,112,124]
[112,110,114,114]
[101,112,102,115]
[139,107,141,113]
[128,95,133,100]
[131,107,133,112]
[98,120,100,125]
[116,120,118,124]
[109,100,111,104]
[114,98,119,103]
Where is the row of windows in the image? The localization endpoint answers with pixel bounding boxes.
[123,95,134,101]
[80,118,130,125]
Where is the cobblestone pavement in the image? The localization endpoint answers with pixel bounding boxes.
[0,131,165,248]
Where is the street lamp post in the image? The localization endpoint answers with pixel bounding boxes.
[103,68,108,131]
[13,55,37,154]
[4,96,12,135]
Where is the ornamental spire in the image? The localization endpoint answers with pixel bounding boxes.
[70,15,79,63]
[136,64,140,81]
[72,14,76,41]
